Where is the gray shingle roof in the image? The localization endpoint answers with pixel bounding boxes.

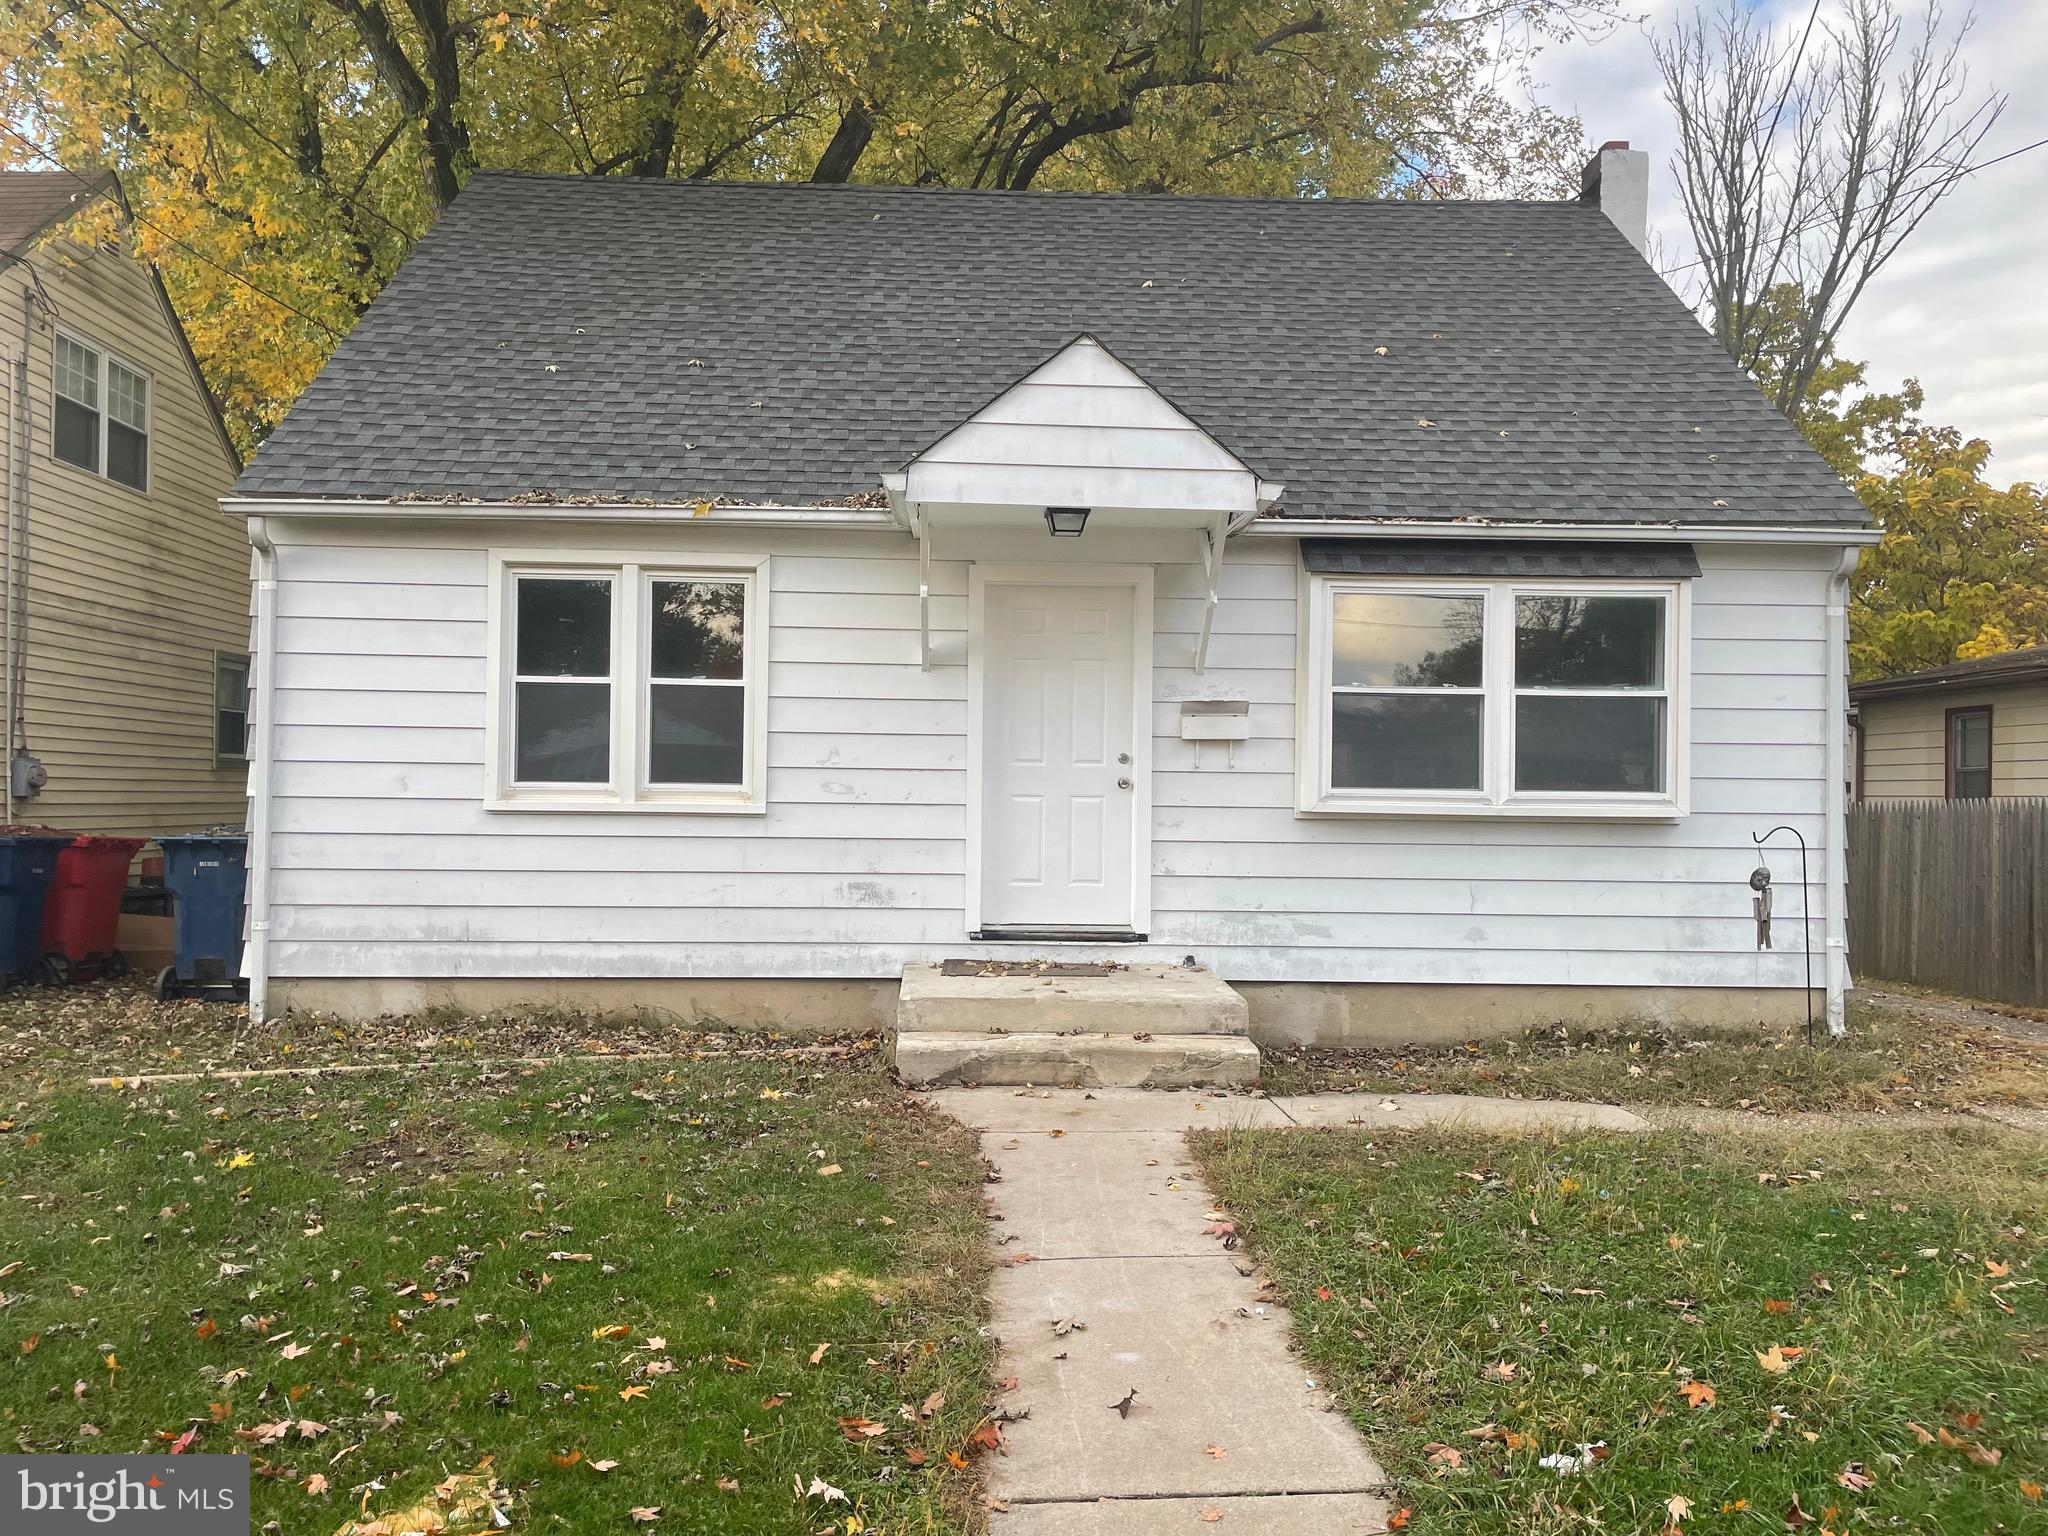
[236,173,1867,527]
[0,170,114,256]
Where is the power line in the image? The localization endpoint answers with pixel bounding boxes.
[0,123,348,339]
[1662,132,2048,279]
[75,0,418,243]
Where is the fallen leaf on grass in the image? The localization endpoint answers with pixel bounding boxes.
[628,1506,660,1523]
[918,1391,945,1419]
[1755,1345,1805,1374]
[1838,1462,1875,1491]
[2018,1479,2041,1500]
[1679,1380,1716,1409]
[550,1450,583,1468]
[589,1460,618,1474]
[1764,1299,1793,1316]
[816,1164,842,1178]
[1906,1421,1935,1445]
[1938,1428,2002,1467]
[1784,1492,1815,1527]
[810,1342,831,1364]
[1483,1360,1517,1382]
[1423,1442,1463,1470]
[194,1317,218,1341]
[618,1386,648,1401]
[1387,1510,1411,1529]
[804,1476,849,1504]
[715,1477,739,1493]
[837,1417,887,1441]
[1665,1494,1693,1522]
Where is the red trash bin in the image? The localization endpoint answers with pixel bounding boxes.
[40,836,147,982]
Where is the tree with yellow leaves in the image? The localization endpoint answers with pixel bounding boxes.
[1850,424,2048,680]
[0,0,1611,450]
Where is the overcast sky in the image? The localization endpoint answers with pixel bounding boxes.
[1534,0,2047,486]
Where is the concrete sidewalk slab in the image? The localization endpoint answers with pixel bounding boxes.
[1271,1091,1650,1133]
[996,1492,1397,1534]
[925,1086,1290,1134]
[984,1130,1218,1260]
[987,1254,1386,1503]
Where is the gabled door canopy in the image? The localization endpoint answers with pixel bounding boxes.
[882,336,1284,672]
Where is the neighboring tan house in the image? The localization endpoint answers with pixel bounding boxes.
[0,170,248,834]
[225,151,1877,1054]
[1851,646,2048,800]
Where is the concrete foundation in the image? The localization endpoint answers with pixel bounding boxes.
[1236,981,1825,1046]
[270,975,1819,1046]
[267,976,898,1034]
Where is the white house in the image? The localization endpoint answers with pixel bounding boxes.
[224,149,1875,1063]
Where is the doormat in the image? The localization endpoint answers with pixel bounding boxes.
[939,959,1123,978]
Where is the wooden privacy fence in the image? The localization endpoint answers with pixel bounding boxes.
[1849,798,2048,1006]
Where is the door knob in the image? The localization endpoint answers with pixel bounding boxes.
[1117,776,1133,790]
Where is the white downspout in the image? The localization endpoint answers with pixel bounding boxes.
[244,516,279,1021]
[1822,543,1859,1037]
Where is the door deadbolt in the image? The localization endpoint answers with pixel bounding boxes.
[1117,751,1131,764]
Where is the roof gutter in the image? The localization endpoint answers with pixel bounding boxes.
[220,496,902,531]
[1242,517,1880,547]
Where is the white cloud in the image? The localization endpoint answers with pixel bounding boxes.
[1531,0,2047,485]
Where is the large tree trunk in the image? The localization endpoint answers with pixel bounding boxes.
[810,102,876,183]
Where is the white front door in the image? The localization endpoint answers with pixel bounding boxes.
[980,581,1138,930]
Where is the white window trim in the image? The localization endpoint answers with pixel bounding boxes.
[1296,572,1691,820]
[484,549,769,814]
[52,329,151,494]
[213,650,251,767]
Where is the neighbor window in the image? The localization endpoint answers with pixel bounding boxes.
[1302,578,1686,816]
[53,333,149,491]
[214,653,250,762]
[1946,707,1991,800]
[492,555,764,811]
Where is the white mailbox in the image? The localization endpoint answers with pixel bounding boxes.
[1180,699,1252,741]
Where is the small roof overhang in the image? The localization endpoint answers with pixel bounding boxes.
[887,335,1283,531]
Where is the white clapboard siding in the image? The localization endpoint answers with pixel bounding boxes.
[903,337,1259,513]
[263,522,1841,989]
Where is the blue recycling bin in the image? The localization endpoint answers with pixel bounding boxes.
[0,834,71,984]
[156,833,249,1000]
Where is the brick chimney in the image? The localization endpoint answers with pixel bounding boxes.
[1579,140,1650,258]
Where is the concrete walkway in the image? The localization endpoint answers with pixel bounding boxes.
[927,1087,1649,1532]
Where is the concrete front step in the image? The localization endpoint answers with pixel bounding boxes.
[893,1030,1262,1089]
[896,962,1249,1037]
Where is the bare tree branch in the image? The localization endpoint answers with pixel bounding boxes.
[1658,0,2003,419]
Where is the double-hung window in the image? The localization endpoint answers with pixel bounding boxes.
[53,333,149,492]
[1302,575,1687,817]
[490,554,766,812]
[1946,707,1991,799]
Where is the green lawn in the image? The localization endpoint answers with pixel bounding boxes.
[1260,992,2048,1113]
[1,1047,996,1535]
[1191,1121,2048,1534]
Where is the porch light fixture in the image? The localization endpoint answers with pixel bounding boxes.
[1045,506,1091,537]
